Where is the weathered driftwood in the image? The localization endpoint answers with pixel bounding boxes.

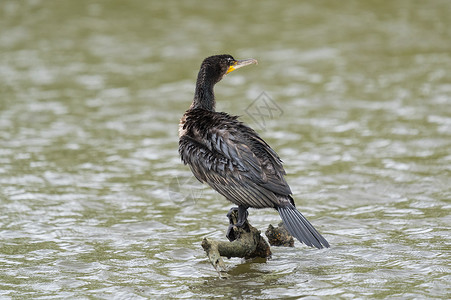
[201,210,298,275]
[201,209,271,274]
[265,222,294,247]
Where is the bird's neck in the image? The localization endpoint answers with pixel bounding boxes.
[192,72,216,111]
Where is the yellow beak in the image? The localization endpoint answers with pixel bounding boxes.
[226,58,258,74]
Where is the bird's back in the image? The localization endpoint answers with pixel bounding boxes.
[179,108,293,209]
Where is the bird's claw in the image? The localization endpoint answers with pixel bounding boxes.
[226,224,237,242]
[227,207,239,225]
[226,206,250,241]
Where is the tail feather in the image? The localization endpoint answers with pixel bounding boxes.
[278,205,330,249]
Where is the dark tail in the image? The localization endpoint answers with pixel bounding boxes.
[277,204,330,249]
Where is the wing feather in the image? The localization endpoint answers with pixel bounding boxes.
[179,109,291,208]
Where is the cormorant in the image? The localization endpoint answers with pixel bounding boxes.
[179,54,329,249]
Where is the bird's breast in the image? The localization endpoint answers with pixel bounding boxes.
[178,114,187,138]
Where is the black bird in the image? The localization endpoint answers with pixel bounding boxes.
[178,54,329,249]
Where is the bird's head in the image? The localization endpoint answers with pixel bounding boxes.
[199,54,258,84]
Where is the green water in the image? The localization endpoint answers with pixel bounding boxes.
[1,0,450,298]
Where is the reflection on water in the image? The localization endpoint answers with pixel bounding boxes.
[1,0,450,298]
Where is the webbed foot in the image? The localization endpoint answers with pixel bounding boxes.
[226,205,250,241]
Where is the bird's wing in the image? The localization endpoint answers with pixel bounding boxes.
[179,125,292,208]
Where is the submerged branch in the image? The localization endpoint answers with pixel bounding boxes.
[201,209,271,274]
[201,210,298,275]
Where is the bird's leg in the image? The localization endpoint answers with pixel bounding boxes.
[236,205,249,227]
[226,205,249,241]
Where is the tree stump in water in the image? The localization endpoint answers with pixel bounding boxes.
[201,210,297,275]
[265,222,295,247]
[201,209,271,274]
